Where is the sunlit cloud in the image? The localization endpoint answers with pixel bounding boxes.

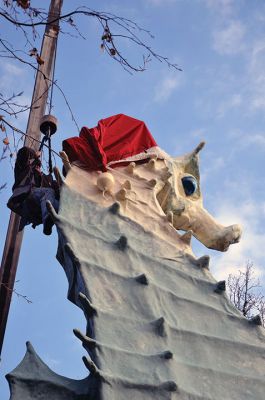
[245,134,265,149]
[200,155,225,183]
[247,40,265,112]
[204,0,235,16]
[237,132,265,150]
[192,62,242,119]
[217,93,242,117]
[154,75,183,103]
[212,20,246,55]
[228,128,265,152]
[210,199,265,283]
[0,61,25,91]
[43,354,61,369]
[147,0,177,5]
[191,128,207,139]
[0,60,31,121]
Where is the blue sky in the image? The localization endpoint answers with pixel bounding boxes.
[1,0,265,397]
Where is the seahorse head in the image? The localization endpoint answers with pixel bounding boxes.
[156,142,242,252]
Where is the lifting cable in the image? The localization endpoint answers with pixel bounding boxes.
[38,38,58,174]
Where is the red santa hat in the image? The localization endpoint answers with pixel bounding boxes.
[62,114,168,171]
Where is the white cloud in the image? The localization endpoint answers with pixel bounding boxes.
[247,40,265,112]
[204,0,235,16]
[212,20,246,55]
[2,62,24,76]
[195,35,265,117]
[147,0,176,5]
[244,133,265,149]
[43,354,61,369]
[200,155,225,183]
[192,63,244,119]
[0,61,25,92]
[210,200,265,283]
[0,60,31,121]
[154,75,183,103]
[228,128,265,151]
[191,128,207,139]
[217,93,242,117]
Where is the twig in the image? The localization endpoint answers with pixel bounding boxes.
[0,281,32,304]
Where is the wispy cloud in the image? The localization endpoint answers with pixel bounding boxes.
[217,93,242,117]
[228,128,265,151]
[2,62,24,75]
[245,133,265,149]
[247,40,265,112]
[0,60,31,121]
[204,0,235,16]
[194,34,265,117]
[198,7,265,117]
[43,354,61,369]
[212,20,246,55]
[154,75,183,103]
[0,61,25,92]
[191,128,207,139]
[210,199,265,283]
[200,155,225,183]
[147,0,177,5]
[235,131,265,151]
[192,62,243,119]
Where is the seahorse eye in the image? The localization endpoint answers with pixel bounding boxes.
[181,176,197,196]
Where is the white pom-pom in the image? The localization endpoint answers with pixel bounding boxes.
[97,172,115,192]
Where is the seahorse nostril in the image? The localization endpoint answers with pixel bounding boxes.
[229,224,242,244]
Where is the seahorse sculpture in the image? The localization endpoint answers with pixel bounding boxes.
[7,116,265,400]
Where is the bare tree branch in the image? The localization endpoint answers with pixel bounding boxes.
[0,281,32,303]
[0,4,182,72]
[228,261,265,326]
[0,1,182,183]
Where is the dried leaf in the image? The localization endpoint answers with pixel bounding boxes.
[0,115,4,121]
[36,55,44,65]
[110,48,116,56]
[32,8,40,17]
[0,123,6,132]
[17,0,30,9]
[100,43,105,52]
[3,137,9,145]
[29,47,38,57]
[102,33,111,42]
[67,17,74,25]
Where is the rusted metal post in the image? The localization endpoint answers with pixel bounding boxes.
[0,0,63,358]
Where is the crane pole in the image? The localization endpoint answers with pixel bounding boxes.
[0,0,63,358]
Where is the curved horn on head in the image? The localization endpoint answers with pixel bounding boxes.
[192,141,205,156]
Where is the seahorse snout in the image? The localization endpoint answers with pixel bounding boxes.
[208,224,242,252]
